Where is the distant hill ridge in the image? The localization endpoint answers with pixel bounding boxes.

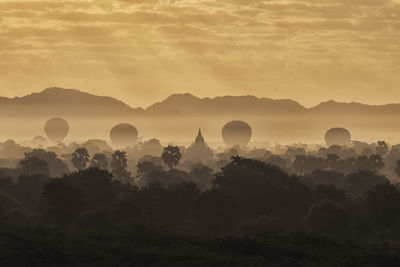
[309,99,400,115]
[146,93,306,115]
[0,87,145,117]
[0,87,400,118]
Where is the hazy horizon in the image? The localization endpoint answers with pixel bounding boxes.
[1,87,400,145]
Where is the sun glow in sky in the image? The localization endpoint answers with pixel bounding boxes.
[1,0,400,107]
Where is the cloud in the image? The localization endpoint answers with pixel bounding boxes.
[0,0,400,107]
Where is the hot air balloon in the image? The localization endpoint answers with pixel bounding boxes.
[222,120,252,146]
[325,128,351,147]
[44,117,69,144]
[110,123,138,147]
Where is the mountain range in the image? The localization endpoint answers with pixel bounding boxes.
[0,87,399,118]
[0,88,145,117]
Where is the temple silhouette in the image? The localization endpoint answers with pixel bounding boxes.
[184,128,214,162]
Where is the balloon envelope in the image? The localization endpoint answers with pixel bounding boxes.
[110,123,138,146]
[222,120,252,146]
[44,117,69,144]
[325,128,351,147]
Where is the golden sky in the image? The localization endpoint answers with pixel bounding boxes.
[1,0,400,107]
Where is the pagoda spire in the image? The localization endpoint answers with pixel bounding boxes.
[195,128,205,145]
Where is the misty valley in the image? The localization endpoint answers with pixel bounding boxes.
[1,89,400,266]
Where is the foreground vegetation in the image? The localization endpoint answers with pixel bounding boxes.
[1,224,400,267]
[3,141,400,265]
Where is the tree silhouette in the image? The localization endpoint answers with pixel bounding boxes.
[395,159,400,178]
[214,157,312,223]
[366,183,400,230]
[137,161,162,177]
[376,141,389,156]
[21,149,69,177]
[303,169,346,188]
[64,168,115,209]
[19,156,50,176]
[139,138,163,156]
[42,179,85,227]
[90,153,108,170]
[264,155,288,171]
[313,184,346,203]
[326,153,341,171]
[189,163,214,191]
[293,155,325,175]
[345,170,389,198]
[135,161,165,187]
[195,189,239,234]
[162,146,182,170]
[111,150,131,183]
[13,174,49,212]
[72,148,90,170]
[368,154,385,171]
[303,200,350,239]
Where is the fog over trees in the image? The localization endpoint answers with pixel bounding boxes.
[2,122,400,265]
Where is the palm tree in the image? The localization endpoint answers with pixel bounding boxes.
[162,146,182,170]
[111,150,131,183]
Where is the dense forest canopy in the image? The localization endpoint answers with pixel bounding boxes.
[2,135,400,265]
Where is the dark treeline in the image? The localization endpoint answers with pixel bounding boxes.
[2,139,400,265]
[1,155,399,239]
